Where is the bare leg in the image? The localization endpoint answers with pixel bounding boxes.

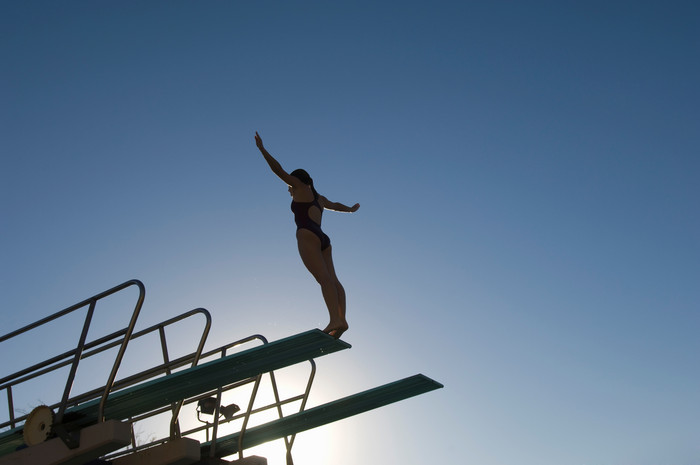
[296,230,348,337]
[321,245,348,338]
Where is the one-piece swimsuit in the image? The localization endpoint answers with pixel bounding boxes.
[291,197,331,250]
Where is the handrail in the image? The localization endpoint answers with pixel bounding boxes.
[0,309,209,394]
[97,281,145,424]
[1,279,145,437]
[165,309,212,438]
[0,306,211,433]
[54,298,98,429]
[0,279,144,345]
[197,337,318,462]
[102,333,319,463]
[101,334,270,460]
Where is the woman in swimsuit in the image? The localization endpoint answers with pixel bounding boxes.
[255,132,360,338]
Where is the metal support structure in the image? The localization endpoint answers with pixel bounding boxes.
[52,300,97,449]
[279,360,316,462]
[56,299,96,420]
[167,309,212,439]
[235,374,263,460]
[159,324,182,439]
[199,374,444,459]
[98,281,147,423]
[0,280,146,435]
[4,387,13,430]
[0,278,443,465]
[99,331,334,463]
[0,280,211,458]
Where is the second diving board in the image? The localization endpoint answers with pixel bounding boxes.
[201,373,443,458]
[0,329,349,457]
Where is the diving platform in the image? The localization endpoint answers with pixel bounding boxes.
[0,330,349,456]
[49,329,348,431]
[200,374,443,458]
[0,280,443,465]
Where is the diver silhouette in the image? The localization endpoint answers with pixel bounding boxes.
[255,132,359,339]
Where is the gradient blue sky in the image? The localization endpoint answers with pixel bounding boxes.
[2,2,699,464]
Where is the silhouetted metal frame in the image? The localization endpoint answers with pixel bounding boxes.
[0,280,212,451]
[234,361,316,463]
[196,335,316,461]
[0,281,141,424]
[190,335,317,462]
[101,334,318,463]
[104,334,270,460]
[162,309,212,439]
[100,334,270,460]
[197,374,444,459]
[0,280,145,448]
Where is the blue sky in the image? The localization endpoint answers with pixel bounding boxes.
[1,1,699,464]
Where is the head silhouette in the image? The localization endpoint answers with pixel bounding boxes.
[290,169,319,199]
[291,169,312,184]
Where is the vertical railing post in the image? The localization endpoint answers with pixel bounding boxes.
[6,386,15,429]
[205,346,228,458]
[98,280,145,422]
[208,386,226,458]
[169,309,211,438]
[158,326,171,374]
[56,299,97,422]
[283,359,316,460]
[158,325,180,439]
[52,298,97,448]
[237,373,265,460]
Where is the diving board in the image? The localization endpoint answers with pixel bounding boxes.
[0,330,349,457]
[201,374,443,458]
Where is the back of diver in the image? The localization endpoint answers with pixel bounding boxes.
[291,196,331,250]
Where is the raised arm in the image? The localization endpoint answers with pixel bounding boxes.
[255,132,300,187]
[319,195,360,213]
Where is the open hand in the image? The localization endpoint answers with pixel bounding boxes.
[350,203,360,212]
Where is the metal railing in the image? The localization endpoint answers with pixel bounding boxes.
[103,333,317,464]
[0,279,212,450]
[1,279,314,463]
[197,335,317,462]
[1,280,144,436]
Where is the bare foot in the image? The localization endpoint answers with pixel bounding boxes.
[326,328,346,339]
[323,321,348,339]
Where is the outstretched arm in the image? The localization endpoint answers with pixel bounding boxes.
[320,196,360,213]
[255,132,298,186]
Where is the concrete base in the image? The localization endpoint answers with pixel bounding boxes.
[0,420,131,465]
[198,457,267,465]
[196,459,230,465]
[228,457,267,465]
[111,438,201,465]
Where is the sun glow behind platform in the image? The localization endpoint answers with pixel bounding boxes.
[0,280,442,465]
